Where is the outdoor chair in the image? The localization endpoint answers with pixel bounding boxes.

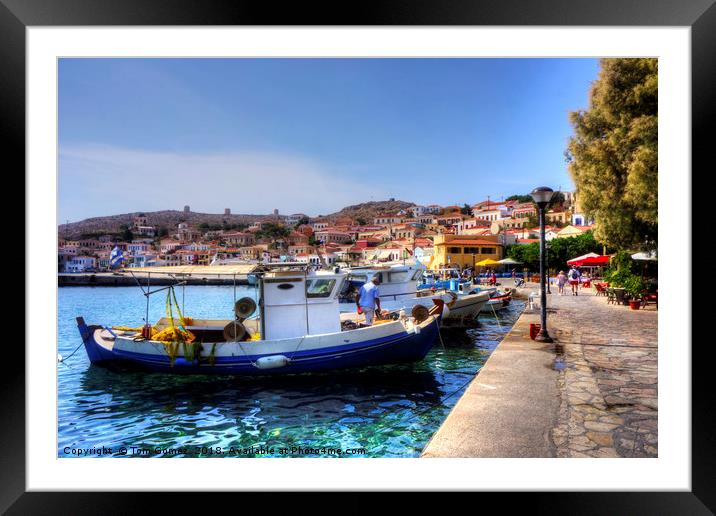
[641,291,658,308]
[614,288,626,305]
[606,287,616,304]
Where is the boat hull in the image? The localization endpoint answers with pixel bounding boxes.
[480,295,512,313]
[76,316,439,376]
[440,291,490,327]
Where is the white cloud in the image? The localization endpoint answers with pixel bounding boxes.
[59,145,387,221]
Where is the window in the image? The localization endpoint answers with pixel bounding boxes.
[388,271,408,283]
[448,247,461,254]
[481,247,496,254]
[463,247,480,254]
[306,278,336,298]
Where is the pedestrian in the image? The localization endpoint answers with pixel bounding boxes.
[490,269,497,286]
[356,274,382,325]
[568,266,581,295]
[557,270,567,295]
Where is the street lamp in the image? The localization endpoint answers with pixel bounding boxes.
[531,186,554,343]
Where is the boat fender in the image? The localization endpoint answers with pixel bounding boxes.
[173,357,199,368]
[442,303,450,319]
[255,355,290,369]
[414,325,421,334]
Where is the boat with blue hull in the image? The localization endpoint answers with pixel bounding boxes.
[75,265,441,376]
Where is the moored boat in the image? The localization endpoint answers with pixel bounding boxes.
[76,265,441,376]
[338,261,426,302]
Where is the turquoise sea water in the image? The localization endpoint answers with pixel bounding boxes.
[58,286,524,458]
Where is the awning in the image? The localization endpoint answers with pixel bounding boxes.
[568,255,610,267]
[476,258,501,266]
[498,258,522,265]
[579,255,610,266]
[566,252,600,265]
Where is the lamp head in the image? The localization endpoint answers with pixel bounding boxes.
[531,186,554,208]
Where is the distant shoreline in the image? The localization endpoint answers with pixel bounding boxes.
[58,272,249,287]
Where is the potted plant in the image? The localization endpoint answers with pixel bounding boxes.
[624,275,646,310]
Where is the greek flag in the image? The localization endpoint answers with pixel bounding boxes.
[109,246,124,267]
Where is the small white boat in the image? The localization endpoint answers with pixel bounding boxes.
[340,261,426,301]
[476,288,513,313]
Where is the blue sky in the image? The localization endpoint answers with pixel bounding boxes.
[59,58,599,222]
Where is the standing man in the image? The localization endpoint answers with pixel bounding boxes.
[356,274,382,325]
[568,266,581,296]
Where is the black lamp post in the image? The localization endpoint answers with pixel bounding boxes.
[531,186,554,343]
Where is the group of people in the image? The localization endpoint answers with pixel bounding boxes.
[555,267,587,296]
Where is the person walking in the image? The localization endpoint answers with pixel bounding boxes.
[356,274,382,325]
[557,270,567,295]
[568,266,581,295]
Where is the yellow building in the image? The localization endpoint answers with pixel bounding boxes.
[545,210,571,225]
[431,234,503,270]
[555,224,594,239]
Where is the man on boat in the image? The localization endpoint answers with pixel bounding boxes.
[356,274,382,325]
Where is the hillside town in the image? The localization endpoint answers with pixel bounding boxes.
[58,192,593,273]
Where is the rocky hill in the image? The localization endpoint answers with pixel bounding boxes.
[58,210,280,239]
[59,200,417,239]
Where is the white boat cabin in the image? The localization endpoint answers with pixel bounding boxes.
[261,270,346,340]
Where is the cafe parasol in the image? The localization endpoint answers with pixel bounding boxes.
[566,252,600,266]
[498,258,522,265]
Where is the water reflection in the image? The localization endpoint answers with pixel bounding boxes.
[58,286,524,458]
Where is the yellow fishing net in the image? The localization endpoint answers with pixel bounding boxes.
[111,286,197,365]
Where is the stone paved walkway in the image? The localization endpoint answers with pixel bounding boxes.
[547,287,658,458]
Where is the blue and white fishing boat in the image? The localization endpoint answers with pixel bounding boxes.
[76,265,441,375]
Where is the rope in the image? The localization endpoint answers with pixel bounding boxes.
[57,341,84,364]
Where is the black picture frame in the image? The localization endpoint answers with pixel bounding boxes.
[4,0,708,513]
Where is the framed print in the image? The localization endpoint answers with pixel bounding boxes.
[3,0,710,512]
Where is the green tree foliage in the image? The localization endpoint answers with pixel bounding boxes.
[256,222,290,240]
[460,203,472,215]
[119,225,133,242]
[548,191,565,209]
[566,58,657,251]
[506,194,533,203]
[506,232,604,272]
[297,216,310,226]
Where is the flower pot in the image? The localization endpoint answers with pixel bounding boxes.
[529,323,541,340]
[629,300,641,310]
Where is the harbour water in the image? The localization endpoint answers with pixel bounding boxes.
[58,286,524,458]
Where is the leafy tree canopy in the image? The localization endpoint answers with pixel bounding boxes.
[506,194,533,203]
[506,231,605,272]
[566,58,657,251]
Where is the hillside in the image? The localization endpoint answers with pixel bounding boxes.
[58,210,279,239]
[323,200,416,224]
[59,200,417,239]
